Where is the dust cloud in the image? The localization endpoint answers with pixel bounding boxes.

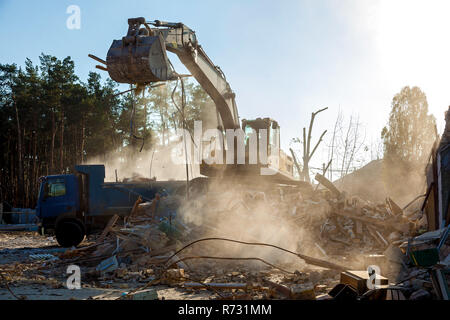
[84,143,201,182]
[334,158,428,208]
[175,179,332,272]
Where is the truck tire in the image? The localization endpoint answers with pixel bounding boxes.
[55,220,85,248]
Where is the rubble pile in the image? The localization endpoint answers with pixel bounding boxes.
[37,173,449,300]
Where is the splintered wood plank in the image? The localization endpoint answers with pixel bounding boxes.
[96,214,120,244]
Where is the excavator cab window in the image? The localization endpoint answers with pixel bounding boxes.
[243,120,272,151]
[268,121,280,158]
[270,122,280,146]
[244,125,257,147]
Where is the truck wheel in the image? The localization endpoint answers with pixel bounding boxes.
[55,220,85,248]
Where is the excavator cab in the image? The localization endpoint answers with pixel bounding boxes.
[242,118,280,161]
[106,17,175,84]
[102,17,298,184]
[242,118,294,177]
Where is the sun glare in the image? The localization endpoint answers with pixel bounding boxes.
[374,0,450,128]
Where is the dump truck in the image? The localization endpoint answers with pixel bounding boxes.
[35,164,185,247]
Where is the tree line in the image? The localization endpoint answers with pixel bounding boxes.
[0,54,211,208]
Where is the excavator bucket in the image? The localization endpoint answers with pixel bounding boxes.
[106,18,174,84]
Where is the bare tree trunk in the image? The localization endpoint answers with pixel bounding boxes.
[328,110,342,181]
[60,110,64,173]
[143,101,148,136]
[14,99,24,206]
[50,107,56,173]
[32,130,37,206]
[289,148,302,179]
[334,114,366,186]
[25,127,30,208]
[302,127,307,181]
[340,115,352,180]
[159,107,166,146]
[301,107,328,182]
[10,151,15,205]
[344,117,360,176]
[81,117,85,163]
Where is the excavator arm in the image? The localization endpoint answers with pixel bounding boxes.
[102,17,300,184]
[106,17,240,130]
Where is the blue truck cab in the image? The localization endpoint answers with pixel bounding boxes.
[36,164,185,247]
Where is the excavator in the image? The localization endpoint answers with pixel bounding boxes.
[16,18,310,248]
[100,17,302,185]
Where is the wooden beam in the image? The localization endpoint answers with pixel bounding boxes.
[314,173,341,197]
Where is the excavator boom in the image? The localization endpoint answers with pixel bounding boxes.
[106,17,240,130]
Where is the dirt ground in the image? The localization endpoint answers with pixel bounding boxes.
[0,232,217,300]
[0,231,341,300]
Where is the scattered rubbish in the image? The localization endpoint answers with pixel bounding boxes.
[0,224,38,232]
[184,282,249,290]
[96,255,119,273]
[29,254,59,261]
[409,288,431,300]
[3,163,447,301]
[290,283,316,300]
[340,270,388,295]
[122,289,159,300]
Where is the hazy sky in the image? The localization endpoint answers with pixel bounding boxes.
[1,0,449,172]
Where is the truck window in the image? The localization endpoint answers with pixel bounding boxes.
[45,179,66,197]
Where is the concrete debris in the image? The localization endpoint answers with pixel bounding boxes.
[184,282,249,290]
[122,289,159,300]
[163,268,185,284]
[290,283,316,300]
[409,288,432,300]
[96,255,119,273]
[1,175,448,301]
